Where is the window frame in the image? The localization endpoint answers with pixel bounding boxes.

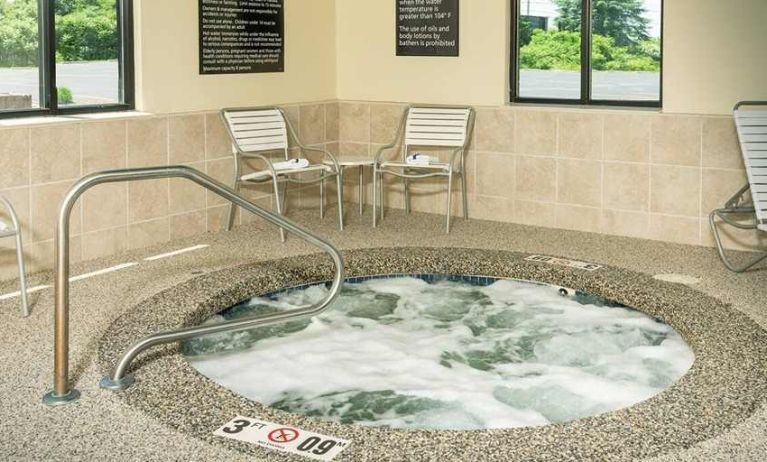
[0,0,135,119]
[509,0,663,108]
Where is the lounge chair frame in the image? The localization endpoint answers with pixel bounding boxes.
[221,107,344,241]
[372,105,475,233]
[0,195,29,316]
[709,101,767,272]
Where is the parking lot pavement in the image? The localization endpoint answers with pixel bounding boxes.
[0,61,119,106]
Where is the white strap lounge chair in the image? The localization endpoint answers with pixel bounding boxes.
[372,106,475,233]
[221,107,344,241]
[709,101,767,272]
[0,195,29,316]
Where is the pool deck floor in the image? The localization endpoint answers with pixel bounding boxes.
[1,208,765,461]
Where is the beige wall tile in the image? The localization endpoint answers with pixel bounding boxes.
[339,102,370,143]
[206,205,231,234]
[604,114,650,163]
[30,124,80,184]
[556,159,601,207]
[514,200,556,227]
[29,236,81,274]
[602,209,650,239]
[128,218,170,250]
[702,117,743,169]
[31,181,81,242]
[169,114,205,164]
[299,104,326,145]
[649,214,700,245]
[0,246,29,281]
[371,103,406,144]
[170,210,207,240]
[336,142,370,159]
[469,195,514,222]
[0,129,30,189]
[651,115,701,166]
[701,168,748,213]
[476,152,515,198]
[205,112,232,160]
[82,121,126,174]
[82,183,127,232]
[128,180,169,223]
[81,227,128,261]
[325,103,339,142]
[516,156,556,202]
[169,162,207,214]
[515,110,556,156]
[556,205,601,233]
[128,117,168,167]
[650,165,701,217]
[558,112,603,160]
[206,157,235,206]
[474,108,514,153]
[603,162,649,212]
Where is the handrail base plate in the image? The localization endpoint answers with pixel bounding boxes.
[42,389,81,406]
[99,375,135,391]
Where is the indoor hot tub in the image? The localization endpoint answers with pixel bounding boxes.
[98,248,767,461]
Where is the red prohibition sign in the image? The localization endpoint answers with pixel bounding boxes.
[268,427,300,444]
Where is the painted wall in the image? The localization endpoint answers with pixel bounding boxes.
[134,0,337,114]
[336,0,767,114]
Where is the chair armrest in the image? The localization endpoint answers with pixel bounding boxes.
[0,195,21,231]
[374,105,410,164]
[238,151,278,178]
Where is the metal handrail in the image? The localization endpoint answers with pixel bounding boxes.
[42,166,345,406]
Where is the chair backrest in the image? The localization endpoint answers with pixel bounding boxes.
[404,107,473,149]
[222,108,289,154]
[734,102,767,226]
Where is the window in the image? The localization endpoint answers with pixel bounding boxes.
[511,0,662,106]
[0,0,133,118]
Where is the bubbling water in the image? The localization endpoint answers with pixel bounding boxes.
[183,277,694,430]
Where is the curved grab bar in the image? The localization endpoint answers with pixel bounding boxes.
[42,166,344,406]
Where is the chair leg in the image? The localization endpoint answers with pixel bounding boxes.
[336,170,345,231]
[272,177,286,243]
[379,171,385,222]
[14,231,29,317]
[320,178,325,219]
[358,166,364,215]
[709,209,767,272]
[373,166,378,228]
[226,180,241,231]
[461,171,469,220]
[404,177,411,214]
[446,173,453,234]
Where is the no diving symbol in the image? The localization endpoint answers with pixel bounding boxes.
[268,427,300,444]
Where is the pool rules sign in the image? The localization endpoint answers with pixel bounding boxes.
[396,0,459,57]
[199,0,285,74]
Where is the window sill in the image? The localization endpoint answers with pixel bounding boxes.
[507,101,662,114]
[0,111,153,129]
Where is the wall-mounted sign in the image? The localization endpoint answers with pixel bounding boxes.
[396,0,459,57]
[199,0,285,75]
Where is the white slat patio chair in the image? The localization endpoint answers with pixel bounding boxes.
[372,106,475,233]
[221,107,344,241]
[0,195,29,316]
[709,101,767,272]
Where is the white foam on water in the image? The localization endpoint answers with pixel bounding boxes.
[185,277,694,430]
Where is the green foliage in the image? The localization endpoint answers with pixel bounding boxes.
[520,30,660,72]
[57,86,74,105]
[519,30,582,71]
[0,0,117,67]
[554,0,651,48]
[0,0,38,67]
